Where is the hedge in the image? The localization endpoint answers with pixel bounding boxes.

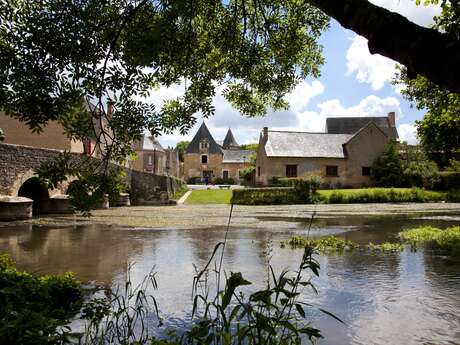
[231,187,299,205]
[435,172,460,190]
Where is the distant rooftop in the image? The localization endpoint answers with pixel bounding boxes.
[222,149,253,163]
[326,115,398,140]
[265,130,352,158]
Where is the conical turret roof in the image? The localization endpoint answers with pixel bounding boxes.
[222,128,238,149]
[186,122,222,154]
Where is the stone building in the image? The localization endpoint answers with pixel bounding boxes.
[183,122,253,183]
[255,113,398,187]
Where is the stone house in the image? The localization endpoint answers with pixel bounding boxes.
[183,122,253,182]
[255,113,398,187]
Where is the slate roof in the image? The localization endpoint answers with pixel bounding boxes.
[264,131,353,158]
[222,129,238,148]
[326,116,398,140]
[222,149,253,163]
[186,122,222,154]
[138,135,165,152]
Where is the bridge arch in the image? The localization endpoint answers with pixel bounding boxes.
[17,177,50,215]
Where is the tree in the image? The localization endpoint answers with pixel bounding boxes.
[175,141,190,162]
[371,142,405,187]
[308,0,460,93]
[393,3,460,167]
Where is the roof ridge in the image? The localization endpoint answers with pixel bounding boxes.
[268,130,351,135]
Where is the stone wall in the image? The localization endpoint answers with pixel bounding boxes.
[0,143,183,205]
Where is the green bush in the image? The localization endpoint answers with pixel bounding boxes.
[231,187,298,205]
[371,142,405,187]
[227,177,235,185]
[324,188,444,204]
[399,226,460,256]
[435,172,460,190]
[213,177,225,184]
[436,227,460,255]
[0,255,83,345]
[187,176,202,184]
[239,167,255,185]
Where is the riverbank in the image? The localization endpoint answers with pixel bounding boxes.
[3,203,460,230]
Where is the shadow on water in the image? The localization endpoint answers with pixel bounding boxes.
[0,213,460,344]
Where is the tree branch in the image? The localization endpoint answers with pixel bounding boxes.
[309,0,460,93]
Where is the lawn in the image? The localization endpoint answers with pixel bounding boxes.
[185,189,233,204]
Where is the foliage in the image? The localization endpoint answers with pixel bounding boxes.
[175,141,190,162]
[447,159,460,172]
[35,152,129,213]
[399,226,460,256]
[239,143,259,151]
[279,176,322,202]
[399,143,440,189]
[434,172,460,190]
[0,255,82,345]
[187,176,202,184]
[0,0,329,184]
[281,235,358,252]
[371,142,405,187]
[171,184,189,201]
[232,187,298,205]
[368,242,404,252]
[320,187,445,204]
[436,226,460,256]
[185,189,233,204]
[239,166,256,185]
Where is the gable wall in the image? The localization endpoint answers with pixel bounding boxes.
[183,153,223,180]
[343,124,389,186]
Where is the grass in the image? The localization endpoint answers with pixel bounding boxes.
[185,187,452,205]
[185,189,233,204]
[280,235,358,252]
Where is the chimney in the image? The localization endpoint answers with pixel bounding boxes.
[388,112,396,127]
[263,127,268,139]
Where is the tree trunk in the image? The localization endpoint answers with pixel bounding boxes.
[309,0,460,93]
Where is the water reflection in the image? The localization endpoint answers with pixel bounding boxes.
[0,215,459,344]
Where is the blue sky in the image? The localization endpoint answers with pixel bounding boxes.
[158,0,441,147]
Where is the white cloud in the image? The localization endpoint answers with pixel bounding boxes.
[286,80,325,112]
[297,95,402,132]
[346,35,399,91]
[370,0,441,27]
[398,123,418,144]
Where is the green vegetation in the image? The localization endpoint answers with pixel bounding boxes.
[0,255,82,345]
[399,226,460,256]
[175,141,190,162]
[171,185,189,201]
[368,242,404,252]
[232,187,298,205]
[186,189,233,204]
[281,235,358,252]
[319,188,445,204]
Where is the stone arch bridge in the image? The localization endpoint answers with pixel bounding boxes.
[0,143,182,215]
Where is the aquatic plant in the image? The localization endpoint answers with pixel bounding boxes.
[399,226,441,242]
[368,242,404,252]
[281,235,358,252]
[399,226,460,256]
[435,226,460,255]
[0,255,82,345]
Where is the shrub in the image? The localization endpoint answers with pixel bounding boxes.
[324,188,444,204]
[434,172,460,190]
[227,177,235,185]
[279,176,322,202]
[239,166,255,185]
[187,176,202,184]
[0,255,83,345]
[213,177,225,184]
[231,187,297,205]
[371,142,405,187]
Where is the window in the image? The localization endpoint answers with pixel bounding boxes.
[286,165,297,177]
[257,166,261,177]
[362,166,371,176]
[201,155,208,164]
[148,155,153,165]
[326,165,338,177]
[200,140,209,150]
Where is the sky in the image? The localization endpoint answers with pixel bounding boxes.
[156,0,441,148]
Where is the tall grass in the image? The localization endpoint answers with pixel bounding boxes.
[80,207,341,344]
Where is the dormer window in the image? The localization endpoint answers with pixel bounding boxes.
[200,139,209,150]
